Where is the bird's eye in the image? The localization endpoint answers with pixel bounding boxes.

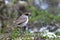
[25,14,29,15]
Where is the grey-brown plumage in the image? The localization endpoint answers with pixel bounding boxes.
[15,14,28,27]
[14,12,31,32]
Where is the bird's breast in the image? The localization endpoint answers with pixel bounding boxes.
[18,16,28,27]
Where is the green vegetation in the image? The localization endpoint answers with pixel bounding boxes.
[28,6,60,24]
[0,0,60,40]
[11,6,60,40]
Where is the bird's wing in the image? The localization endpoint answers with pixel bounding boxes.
[15,16,27,25]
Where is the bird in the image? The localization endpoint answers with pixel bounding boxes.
[13,11,31,31]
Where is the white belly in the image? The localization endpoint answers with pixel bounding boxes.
[18,16,28,27]
[21,18,28,27]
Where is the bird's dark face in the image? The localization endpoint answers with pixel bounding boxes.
[24,11,31,16]
[25,12,31,16]
[25,13,29,16]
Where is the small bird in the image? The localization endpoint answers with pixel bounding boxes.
[14,11,31,31]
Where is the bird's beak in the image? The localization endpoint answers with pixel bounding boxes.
[28,12,31,16]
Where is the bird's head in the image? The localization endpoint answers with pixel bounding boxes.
[24,10,31,16]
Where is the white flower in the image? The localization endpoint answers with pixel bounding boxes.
[42,32,56,38]
[47,32,56,38]
[31,37,34,39]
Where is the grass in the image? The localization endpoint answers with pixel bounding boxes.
[11,29,60,40]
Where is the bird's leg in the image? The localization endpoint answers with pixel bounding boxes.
[22,26,26,34]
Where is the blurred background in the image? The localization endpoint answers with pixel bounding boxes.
[0,0,60,40]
